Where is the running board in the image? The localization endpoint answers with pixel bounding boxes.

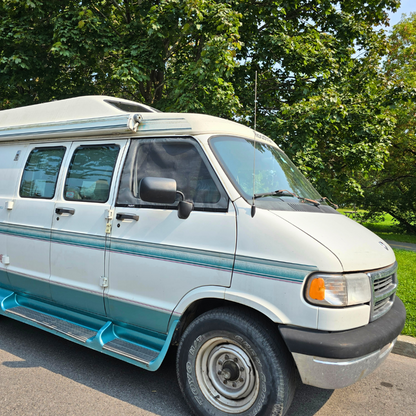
[7,306,97,342]
[103,338,158,364]
[0,290,178,371]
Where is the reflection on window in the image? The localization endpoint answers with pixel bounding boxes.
[20,147,66,199]
[132,140,221,204]
[64,145,119,203]
[210,136,321,201]
[116,138,228,211]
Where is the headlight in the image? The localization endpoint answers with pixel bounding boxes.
[305,273,371,307]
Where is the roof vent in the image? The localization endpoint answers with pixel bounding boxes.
[104,100,161,113]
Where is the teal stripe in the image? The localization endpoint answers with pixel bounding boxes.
[0,269,11,288]
[5,271,51,300]
[2,222,233,270]
[51,229,106,250]
[49,280,106,317]
[0,222,50,242]
[0,223,105,251]
[109,238,235,272]
[234,255,316,283]
[106,295,172,334]
[3,222,315,289]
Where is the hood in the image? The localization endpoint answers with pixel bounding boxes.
[271,211,395,272]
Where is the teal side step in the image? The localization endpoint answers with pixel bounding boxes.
[0,289,178,371]
[7,305,97,341]
[103,338,158,364]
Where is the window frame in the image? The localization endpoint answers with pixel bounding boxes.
[19,146,66,200]
[116,136,229,212]
[63,143,121,204]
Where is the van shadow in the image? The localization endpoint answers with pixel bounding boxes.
[0,316,192,415]
[286,383,334,416]
[0,317,333,415]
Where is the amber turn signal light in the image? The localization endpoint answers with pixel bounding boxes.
[309,277,325,301]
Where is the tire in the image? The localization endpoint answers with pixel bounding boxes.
[176,307,296,416]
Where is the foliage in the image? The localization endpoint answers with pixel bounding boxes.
[385,12,416,87]
[1,0,409,204]
[357,13,416,234]
[229,0,401,200]
[0,0,242,117]
[272,71,396,201]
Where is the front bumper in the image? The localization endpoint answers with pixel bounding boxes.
[279,297,406,389]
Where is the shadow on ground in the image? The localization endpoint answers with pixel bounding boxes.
[0,316,191,415]
[287,383,334,416]
[0,316,333,415]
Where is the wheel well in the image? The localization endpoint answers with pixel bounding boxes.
[171,298,280,346]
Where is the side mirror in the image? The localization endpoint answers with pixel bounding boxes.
[178,200,194,220]
[139,177,194,219]
[139,177,177,204]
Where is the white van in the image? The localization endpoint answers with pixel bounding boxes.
[0,96,405,416]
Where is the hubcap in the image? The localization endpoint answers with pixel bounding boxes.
[195,337,259,413]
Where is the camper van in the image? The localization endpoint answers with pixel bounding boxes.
[0,96,406,416]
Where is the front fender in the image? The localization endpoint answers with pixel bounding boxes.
[224,289,288,323]
[168,285,291,331]
[168,286,226,329]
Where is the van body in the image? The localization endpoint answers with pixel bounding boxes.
[0,96,406,416]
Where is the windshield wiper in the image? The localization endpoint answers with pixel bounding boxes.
[254,189,321,207]
[319,197,339,209]
[298,196,320,207]
[254,189,296,199]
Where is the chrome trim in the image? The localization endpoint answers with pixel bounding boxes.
[368,262,398,322]
[292,338,397,389]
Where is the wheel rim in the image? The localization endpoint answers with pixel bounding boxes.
[195,337,260,413]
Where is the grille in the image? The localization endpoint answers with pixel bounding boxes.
[373,274,394,291]
[368,262,398,322]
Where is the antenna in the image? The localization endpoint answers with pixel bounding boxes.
[251,70,258,218]
[254,70,258,132]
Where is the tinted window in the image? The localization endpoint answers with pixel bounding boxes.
[104,100,161,113]
[20,147,66,199]
[117,138,228,211]
[64,144,120,203]
[210,136,322,201]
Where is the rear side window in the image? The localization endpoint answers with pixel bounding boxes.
[117,138,228,211]
[20,147,66,199]
[64,144,120,203]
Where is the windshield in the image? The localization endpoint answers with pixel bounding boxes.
[210,136,322,203]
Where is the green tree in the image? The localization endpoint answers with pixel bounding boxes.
[358,13,416,234]
[0,0,242,117]
[231,0,400,201]
[0,0,405,203]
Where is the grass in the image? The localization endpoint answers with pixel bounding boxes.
[339,209,415,336]
[395,249,416,337]
[364,221,416,244]
[339,209,416,244]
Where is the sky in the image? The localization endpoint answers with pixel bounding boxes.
[387,0,416,28]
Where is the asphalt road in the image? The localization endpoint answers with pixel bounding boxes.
[386,240,416,252]
[0,317,415,416]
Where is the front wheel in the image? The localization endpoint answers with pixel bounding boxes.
[176,308,296,416]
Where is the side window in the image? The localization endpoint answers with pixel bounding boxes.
[117,138,229,211]
[20,147,66,199]
[64,144,120,203]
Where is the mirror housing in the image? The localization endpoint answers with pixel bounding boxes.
[139,176,193,219]
[178,200,194,220]
[139,177,177,204]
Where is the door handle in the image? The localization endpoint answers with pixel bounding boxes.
[116,213,139,221]
[55,207,75,215]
